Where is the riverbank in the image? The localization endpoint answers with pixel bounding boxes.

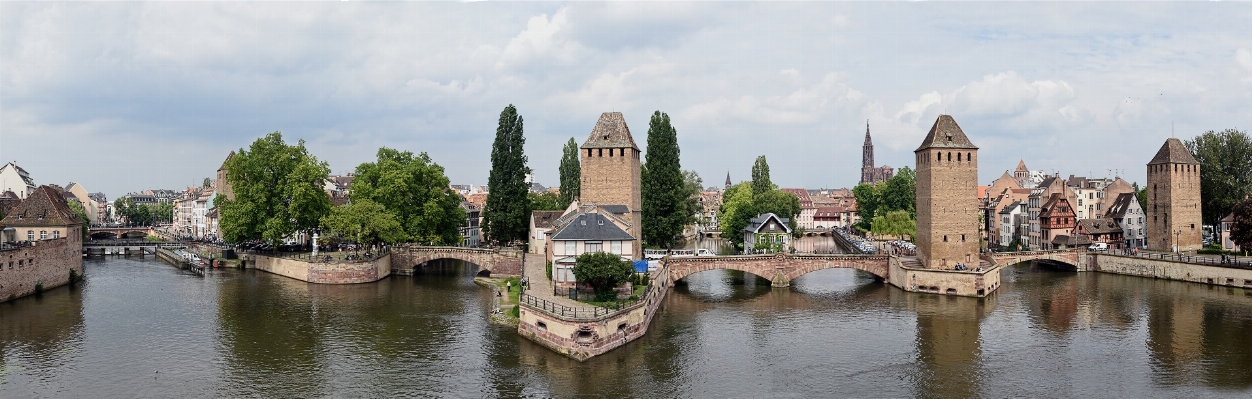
[474,276,521,326]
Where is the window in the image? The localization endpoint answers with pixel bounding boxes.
[943,235,948,242]
[585,241,602,253]
[565,241,575,255]
[27,230,33,241]
[39,231,47,240]
[611,241,622,254]
[53,231,60,239]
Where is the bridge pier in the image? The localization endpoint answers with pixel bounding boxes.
[771,273,790,287]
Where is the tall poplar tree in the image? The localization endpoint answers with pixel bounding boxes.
[641,111,686,249]
[482,105,531,246]
[559,137,581,208]
[751,155,774,196]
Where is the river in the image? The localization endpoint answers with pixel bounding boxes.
[3,253,1252,397]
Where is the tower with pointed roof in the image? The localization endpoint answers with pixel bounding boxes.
[724,172,732,190]
[1014,160,1029,188]
[580,112,642,253]
[914,115,979,269]
[1146,138,1201,252]
[861,122,876,184]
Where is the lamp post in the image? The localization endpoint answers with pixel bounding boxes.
[1174,229,1181,254]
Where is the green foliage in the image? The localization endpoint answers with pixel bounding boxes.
[545,260,553,279]
[203,177,212,188]
[572,251,633,296]
[348,147,465,245]
[483,105,531,246]
[1185,129,1252,225]
[34,283,44,295]
[871,210,917,238]
[1232,198,1252,252]
[718,182,755,248]
[881,167,916,218]
[320,199,406,246]
[69,269,81,284]
[559,137,581,208]
[682,170,703,227]
[641,111,688,249]
[1133,183,1147,214]
[113,197,166,226]
[852,183,882,230]
[67,200,90,240]
[216,132,332,246]
[751,155,774,196]
[529,191,564,211]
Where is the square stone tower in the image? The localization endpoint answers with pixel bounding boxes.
[914,115,980,269]
[580,112,642,254]
[1146,138,1202,252]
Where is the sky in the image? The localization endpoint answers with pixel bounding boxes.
[2,2,1251,200]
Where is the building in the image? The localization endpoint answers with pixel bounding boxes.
[215,151,235,201]
[0,162,36,199]
[528,210,563,254]
[861,123,895,185]
[781,188,815,229]
[914,115,980,269]
[1014,160,1031,188]
[1074,219,1124,249]
[724,172,731,190]
[1105,192,1145,249]
[578,112,642,254]
[1219,213,1242,252]
[63,183,100,225]
[1039,194,1077,250]
[1146,138,1202,252]
[1028,175,1079,250]
[546,209,636,289]
[0,185,84,302]
[87,192,108,223]
[743,213,792,253]
[997,200,1027,249]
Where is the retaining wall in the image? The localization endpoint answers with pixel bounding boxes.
[1091,253,1252,289]
[888,257,1001,297]
[250,254,391,284]
[0,237,83,302]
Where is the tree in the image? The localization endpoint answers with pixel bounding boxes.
[559,137,581,208]
[529,191,564,211]
[881,167,916,218]
[67,200,91,240]
[641,111,688,249]
[872,210,917,239]
[852,183,882,230]
[215,132,332,246]
[320,199,405,247]
[482,105,531,246]
[203,178,212,188]
[348,148,466,245]
[751,155,774,196]
[718,182,755,249]
[572,251,634,301]
[682,170,703,227]
[1185,129,1252,225]
[1232,198,1252,254]
[1133,182,1147,213]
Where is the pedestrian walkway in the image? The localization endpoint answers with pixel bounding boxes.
[520,254,588,309]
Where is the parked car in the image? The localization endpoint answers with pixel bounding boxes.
[1089,243,1108,251]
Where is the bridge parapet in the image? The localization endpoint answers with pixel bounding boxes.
[988,249,1087,270]
[390,245,523,276]
[664,253,890,287]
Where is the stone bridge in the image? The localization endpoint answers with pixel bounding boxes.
[89,227,155,240]
[389,245,524,276]
[664,254,890,287]
[985,249,1088,271]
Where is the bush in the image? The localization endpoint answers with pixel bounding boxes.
[69,269,81,284]
[34,283,44,295]
[546,260,553,279]
[573,252,634,297]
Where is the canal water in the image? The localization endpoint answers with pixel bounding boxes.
[3,255,1252,397]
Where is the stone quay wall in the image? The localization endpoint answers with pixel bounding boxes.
[250,254,390,284]
[1091,253,1252,289]
[518,264,671,361]
[888,256,1001,297]
[0,237,84,302]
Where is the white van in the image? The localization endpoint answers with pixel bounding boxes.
[1088,243,1108,251]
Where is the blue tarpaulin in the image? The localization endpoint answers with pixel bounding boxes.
[633,260,648,273]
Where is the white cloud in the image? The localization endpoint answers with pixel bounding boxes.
[497,9,580,70]
[1237,48,1252,70]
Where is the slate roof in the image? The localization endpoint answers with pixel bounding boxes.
[1104,192,1138,219]
[581,112,640,150]
[1051,235,1092,247]
[1148,138,1199,165]
[999,200,1022,215]
[599,204,630,214]
[0,191,20,216]
[1077,218,1123,235]
[915,115,978,152]
[531,210,564,229]
[745,213,791,234]
[1221,213,1235,223]
[550,213,635,241]
[0,185,81,227]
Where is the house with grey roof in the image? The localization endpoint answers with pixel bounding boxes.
[545,208,637,288]
[1104,192,1145,249]
[743,213,792,254]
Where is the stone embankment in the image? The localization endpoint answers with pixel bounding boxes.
[248,252,391,284]
[1090,252,1252,289]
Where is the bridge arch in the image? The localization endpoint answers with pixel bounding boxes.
[390,246,524,277]
[90,231,118,240]
[988,250,1085,271]
[666,254,890,287]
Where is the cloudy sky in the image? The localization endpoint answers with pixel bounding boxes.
[3,2,1251,200]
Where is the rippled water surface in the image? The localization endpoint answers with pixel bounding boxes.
[3,256,1252,397]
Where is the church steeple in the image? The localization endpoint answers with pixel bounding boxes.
[724,172,731,189]
[860,121,876,184]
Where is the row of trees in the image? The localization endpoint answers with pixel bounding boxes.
[1185,129,1252,226]
[216,132,465,247]
[852,167,917,238]
[112,197,173,226]
[718,156,802,249]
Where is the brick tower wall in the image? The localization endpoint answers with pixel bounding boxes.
[1147,162,1202,252]
[580,146,643,254]
[916,149,980,269]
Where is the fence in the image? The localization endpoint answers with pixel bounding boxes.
[1090,249,1252,270]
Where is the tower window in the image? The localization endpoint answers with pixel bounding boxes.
[957,153,962,162]
[598,148,603,157]
[943,235,948,242]
[937,153,941,161]
[947,152,951,162]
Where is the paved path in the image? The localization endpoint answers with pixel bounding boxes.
[520,253,588,309]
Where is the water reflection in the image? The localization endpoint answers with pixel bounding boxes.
[0,281,84,385]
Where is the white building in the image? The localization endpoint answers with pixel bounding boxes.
[0,162,36,199]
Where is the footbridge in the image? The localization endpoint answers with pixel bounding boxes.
[664,254,890,287]
[89,227,155,240]
[984,249,1088,271]
[389,245,523,276]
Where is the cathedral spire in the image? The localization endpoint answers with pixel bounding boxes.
[725,172,731,189]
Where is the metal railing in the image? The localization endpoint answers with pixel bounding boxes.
[519,293,645,320]
[1088,248,1252,270]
